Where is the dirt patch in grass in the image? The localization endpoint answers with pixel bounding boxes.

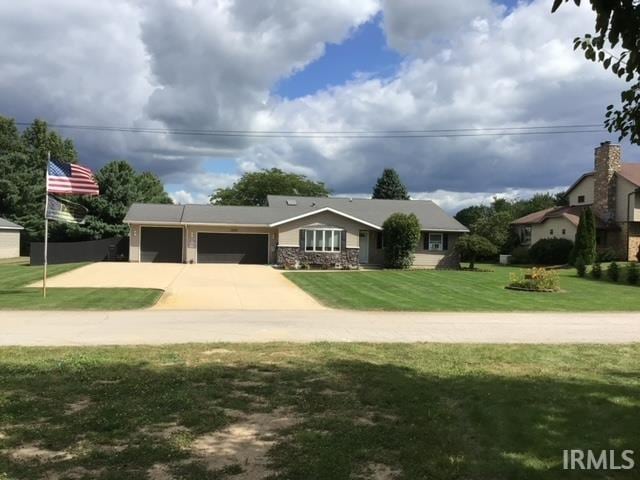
[147,463,173,480]
[64,397,92,415]
[6,443,73,463]
[201,348,234,355]
[44,466,105,480]
[356,462,402,480]
[190,407,299,479]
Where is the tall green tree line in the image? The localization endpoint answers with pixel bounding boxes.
[0,116,172,249]
[454,193,566,252]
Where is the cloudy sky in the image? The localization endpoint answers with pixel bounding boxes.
[0,0,634,212]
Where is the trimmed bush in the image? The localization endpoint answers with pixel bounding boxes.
[575,256,586,277]
[528,238,574,265]
[607,261,620,282]
[454,234,497,270]
[382,213,421,269]
[591,262,602,279]
[510,246,530,265]
[626,262,639,285]
[597,247,618,263]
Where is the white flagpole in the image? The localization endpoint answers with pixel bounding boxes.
[43,151,50,298]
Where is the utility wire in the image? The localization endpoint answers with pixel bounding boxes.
[15,121,606,139]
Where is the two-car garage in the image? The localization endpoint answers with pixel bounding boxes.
[196,233,268,264]
[139,226,268,264]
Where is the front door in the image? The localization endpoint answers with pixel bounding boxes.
[359,230,369,264]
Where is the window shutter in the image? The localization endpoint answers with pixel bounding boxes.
[299,229,305,250]
[443,233,449,251]
[376,232,383,249]
[341,230,347,250]
[424,232,429,250]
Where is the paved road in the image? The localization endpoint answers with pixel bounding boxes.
[0,310,638,346]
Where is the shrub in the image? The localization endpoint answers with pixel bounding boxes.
[454,234,497,269]
[575,256,586,277]
[528,238,574,265]
[591,262,602,279]
[510,246,530,265]
[597,247,618,263]
[607,261,620,282]
[508,267,559,291]
[570,208,596,265]
[626,262,639,285]
[382,213,421,269]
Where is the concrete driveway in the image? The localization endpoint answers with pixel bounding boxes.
[30,263,324,310]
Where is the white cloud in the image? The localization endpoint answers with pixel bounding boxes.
[0,0,632,213]
[240,0,628,202]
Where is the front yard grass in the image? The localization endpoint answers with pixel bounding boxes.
[0,263,162,310]
[284,264,640,311]
[0,343,637,479]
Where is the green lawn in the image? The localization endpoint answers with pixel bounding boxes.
[0,343,637,479]
[0,263,162,310]
[284,264,640,311]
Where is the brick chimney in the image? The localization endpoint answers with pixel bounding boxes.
[593,141,621,222]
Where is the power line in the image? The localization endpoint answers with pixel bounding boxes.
[14,121,606,139]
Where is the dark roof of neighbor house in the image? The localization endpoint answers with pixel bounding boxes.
[565,163,640,195]
[124,196,469,232]
[0,218,23,230]
[511,205,608,228]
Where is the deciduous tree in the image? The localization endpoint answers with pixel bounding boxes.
[211,168,329,206]
[552,0,640,143]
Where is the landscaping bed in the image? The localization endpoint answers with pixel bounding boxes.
[0,343,637,479]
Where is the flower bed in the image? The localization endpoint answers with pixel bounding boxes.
[506,267,560,292]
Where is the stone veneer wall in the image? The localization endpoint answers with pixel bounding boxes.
[277,246,359,269]
[593,142,621,222]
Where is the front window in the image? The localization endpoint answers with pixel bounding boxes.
[520,226,532,245]
[428,233,443,251]
[305,229,342,252]
[578,195,585,203]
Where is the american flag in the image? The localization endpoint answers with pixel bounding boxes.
[47,160,99,196]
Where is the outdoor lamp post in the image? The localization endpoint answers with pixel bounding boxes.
[626,187,640,261]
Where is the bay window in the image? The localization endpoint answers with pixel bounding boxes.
[304,229,342,252]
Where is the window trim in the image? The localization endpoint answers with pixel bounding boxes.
[304,228,343,252]
[428,232,444,251]
[577,195,585,203]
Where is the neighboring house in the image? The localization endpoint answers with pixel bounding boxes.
[512,141,640,260]
[0,218,23,259]
[123,195,468,268]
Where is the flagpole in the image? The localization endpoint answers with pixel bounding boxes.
[43,151,49,298]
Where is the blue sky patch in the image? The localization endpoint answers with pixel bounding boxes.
[274,13,402,100]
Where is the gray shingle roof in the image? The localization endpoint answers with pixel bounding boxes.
[267,196,469,231]
[0,218,23,230]
[123,204,185,224]
[123,196,468,232]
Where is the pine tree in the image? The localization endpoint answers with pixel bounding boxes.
[372,169,410,200]
[571,208,597,265]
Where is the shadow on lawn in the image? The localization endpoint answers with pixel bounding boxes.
[0,357,637,480]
